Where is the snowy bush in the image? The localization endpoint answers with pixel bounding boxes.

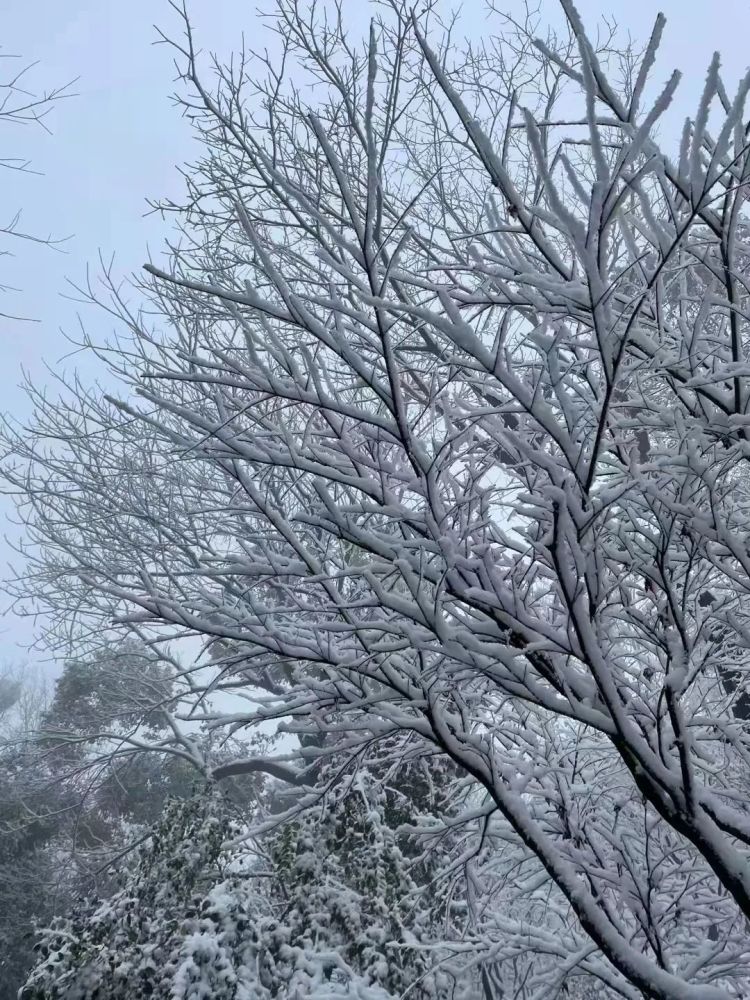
[22,778,445,1000]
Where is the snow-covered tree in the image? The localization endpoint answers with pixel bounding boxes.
[264,768,442,998]
[7,1,750,996]
[22,779,441,1000]
[0,737,66,1000]
[0,646,184,998]
[21,790,244,1000]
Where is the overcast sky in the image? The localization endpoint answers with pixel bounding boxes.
[2,0,750,665]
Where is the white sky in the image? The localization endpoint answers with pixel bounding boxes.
[1,0,750,665]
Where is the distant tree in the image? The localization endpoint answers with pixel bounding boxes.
[0,741,67,999]
[0,643,206,999]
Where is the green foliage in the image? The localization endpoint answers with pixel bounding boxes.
[21,789,247,1000]
[265,772,439,999]
[21,771,449,1000]
[43,640,174,746]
